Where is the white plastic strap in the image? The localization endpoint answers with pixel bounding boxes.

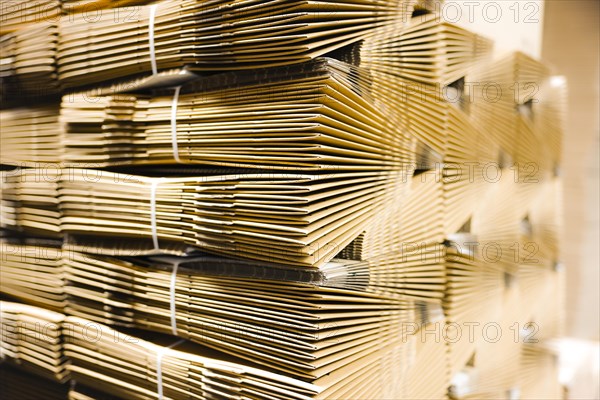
[169,262,179,335]
[148,4,159,76]
[171,86,182,163]
[156,339,185,400]
[150,179,165,252]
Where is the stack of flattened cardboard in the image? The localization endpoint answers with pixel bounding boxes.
[0,104,62,163]
[0,301,69,384]
[56,0,416,88]
[0,365,69,400]
[0,242,65,311]
[59,59,418,170]
[0,22,60,102]
[0,0,568,397]
[0,1,61,34]
[55,168,408,267]
[0,168,61,238]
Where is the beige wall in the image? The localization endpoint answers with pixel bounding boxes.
[542,0,600,342]
[453,0,545,58]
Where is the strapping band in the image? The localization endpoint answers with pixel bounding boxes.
[156,339,185,399]
[150,179,165,252]
[171,86,182,163]
[169,262,179,335]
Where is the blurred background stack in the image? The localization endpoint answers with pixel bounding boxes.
[0,0,583,399]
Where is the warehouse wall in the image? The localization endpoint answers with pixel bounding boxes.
[542,0,599,343]
[543,2,599,399]
[452,0,545,58]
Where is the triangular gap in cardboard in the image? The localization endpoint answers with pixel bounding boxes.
[445,77,471,115]
[327,41,363,67]
[416,300,445,325]
[517,98,535,121]
[416,140,443,172]
[336,231,365,261]
[458,218,472,234]
[520,214,533,237]
[466,352,476,367]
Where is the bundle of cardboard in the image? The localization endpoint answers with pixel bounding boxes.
[0,301,69,383]
[0,104,62,163]
[0,365,69,400]
[57,0,416,88]
[0,167,62,238]
[0,300,418,399]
